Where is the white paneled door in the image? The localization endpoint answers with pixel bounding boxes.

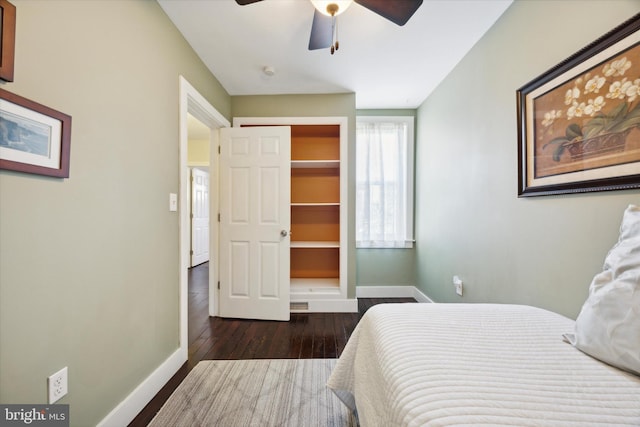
[219,126,291,321]
[191,168,210,267]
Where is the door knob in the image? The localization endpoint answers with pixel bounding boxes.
[280,230,288,237]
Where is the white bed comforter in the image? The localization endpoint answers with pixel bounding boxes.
[327,303,640,427]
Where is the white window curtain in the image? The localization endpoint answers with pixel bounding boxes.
[356,117,414,248]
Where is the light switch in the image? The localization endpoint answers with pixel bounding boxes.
[169,193,178,212]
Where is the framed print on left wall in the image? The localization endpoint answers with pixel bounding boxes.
[0,0,16,82]
[0,88,72,178]
[517,13,640,197]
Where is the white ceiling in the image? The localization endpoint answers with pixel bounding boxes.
[159,0,512,109]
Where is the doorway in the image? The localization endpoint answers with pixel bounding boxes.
[187,113,211,267]
[190,167,209,267]
[178,76,230,360]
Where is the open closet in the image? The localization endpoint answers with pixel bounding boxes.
[218,117,353,320]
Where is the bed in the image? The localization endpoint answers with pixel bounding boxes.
[327,303,640,426]
[328,204,640,426]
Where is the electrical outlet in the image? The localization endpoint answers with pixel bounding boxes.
[48,367,68,404]
[453,276,463,296]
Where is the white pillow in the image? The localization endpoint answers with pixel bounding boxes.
[565,204,640,376]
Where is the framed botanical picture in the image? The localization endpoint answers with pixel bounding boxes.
[517,13,640,197]
[0,89,72,178]
[0,0,16,82]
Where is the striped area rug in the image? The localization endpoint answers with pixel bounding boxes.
[148,359,357,427]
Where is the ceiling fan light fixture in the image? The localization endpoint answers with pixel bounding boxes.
[311,0,352,17]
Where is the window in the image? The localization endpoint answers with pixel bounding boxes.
[356,116,414,248]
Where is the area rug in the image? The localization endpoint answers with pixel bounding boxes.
[148,359,357,427]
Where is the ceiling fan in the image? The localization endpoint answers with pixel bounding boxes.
[235,0,423,54]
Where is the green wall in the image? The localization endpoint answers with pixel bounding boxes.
[355,109,417,287]
[0,1,230,425]
[231,94,357,297]
[415,1,640,318]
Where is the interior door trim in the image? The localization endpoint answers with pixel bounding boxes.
[179,76,230,360]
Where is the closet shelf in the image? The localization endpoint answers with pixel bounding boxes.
[290,241,339,248]
[291,160,340,169]
[290,278,340,291]
[291,202,340,207]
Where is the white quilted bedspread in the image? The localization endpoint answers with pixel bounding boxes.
[327,303,640,427]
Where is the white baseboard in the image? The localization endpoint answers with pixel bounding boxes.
[98,288,429,425]
[356,285,415,298]
[412,287,434,303]
[356,285,434,303]
[97,348,186,427]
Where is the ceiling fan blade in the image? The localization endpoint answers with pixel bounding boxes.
[235,0,262,5]
[308,10,334,50]
[355,0,423,26]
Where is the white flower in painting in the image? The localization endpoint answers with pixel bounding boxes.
[591,96,605,112]
[544,55,640,163]
[542,110,562,127]
[621,80,633,98]
[625,79,640,102]
[584,75,605,94]
[603,64,614,77]
[564,87,580,105]
[567,102,586,119]
[584,103,594,116]
[603,57,632,77]
[607,79,628,99]
[584,97,605,116]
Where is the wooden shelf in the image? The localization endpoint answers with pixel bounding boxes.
[291,126,340,161]
[291,125,340,138]
[287,123,344,305]
[291,241,339,248]
[291,204,339,242]
[290,278,340,291]
[291,160,340,169]
[291,168,339,204]
[290,247,338,278]
[291,202,339,207]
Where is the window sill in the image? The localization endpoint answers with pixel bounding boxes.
[356,240,415,249]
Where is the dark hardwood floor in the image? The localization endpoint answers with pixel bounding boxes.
[129,262,415,426]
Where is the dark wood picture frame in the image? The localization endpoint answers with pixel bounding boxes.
[0,88,72,178]
[517,13,640,197]
[0,0,15,82]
